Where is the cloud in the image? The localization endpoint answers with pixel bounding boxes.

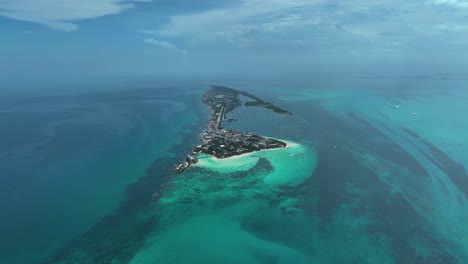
[136,0,468,55]
[151,0,323,38]
[139,0,328,51]
[144,38,178,49]
[0,0,149,31]
[5,0,468,74]
[430,0,468,8]
[143,38,187,55]
[435,23,468,32]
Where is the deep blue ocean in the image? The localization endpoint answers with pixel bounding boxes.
[0,79,204,263]
[1,77,467,263]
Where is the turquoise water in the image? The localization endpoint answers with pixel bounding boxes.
[1,78,467,263]
[0,86,201,263]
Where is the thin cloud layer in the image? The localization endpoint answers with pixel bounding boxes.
[137,0,468,66]
[0,0,149,31]
[431,0,468,9]
[143,38,187,55]
[2,0,468,76]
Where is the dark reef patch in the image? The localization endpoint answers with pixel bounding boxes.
[39,95,203,264]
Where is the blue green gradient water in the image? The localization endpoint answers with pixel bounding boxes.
[0,85,201,263]
[1,78,467,263]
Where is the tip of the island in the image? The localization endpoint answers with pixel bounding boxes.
[174,85,293,173]
[193,139,317,187]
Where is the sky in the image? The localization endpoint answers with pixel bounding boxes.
[1,0,468,78]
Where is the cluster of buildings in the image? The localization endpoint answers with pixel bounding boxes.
[197,86,287,159]
[193,127,286,159]
[174,85,287,172]
[173,154,199,173]
[201,86,241,117]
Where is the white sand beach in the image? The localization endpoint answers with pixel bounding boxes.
[194,139,316,187]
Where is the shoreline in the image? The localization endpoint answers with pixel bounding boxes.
[209,141,297,161]
[192,138,315,187]
[174,86,293,173]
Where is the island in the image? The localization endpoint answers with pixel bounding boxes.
[174,85,291,173]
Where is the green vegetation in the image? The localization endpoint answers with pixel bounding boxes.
[210,85,292,115]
